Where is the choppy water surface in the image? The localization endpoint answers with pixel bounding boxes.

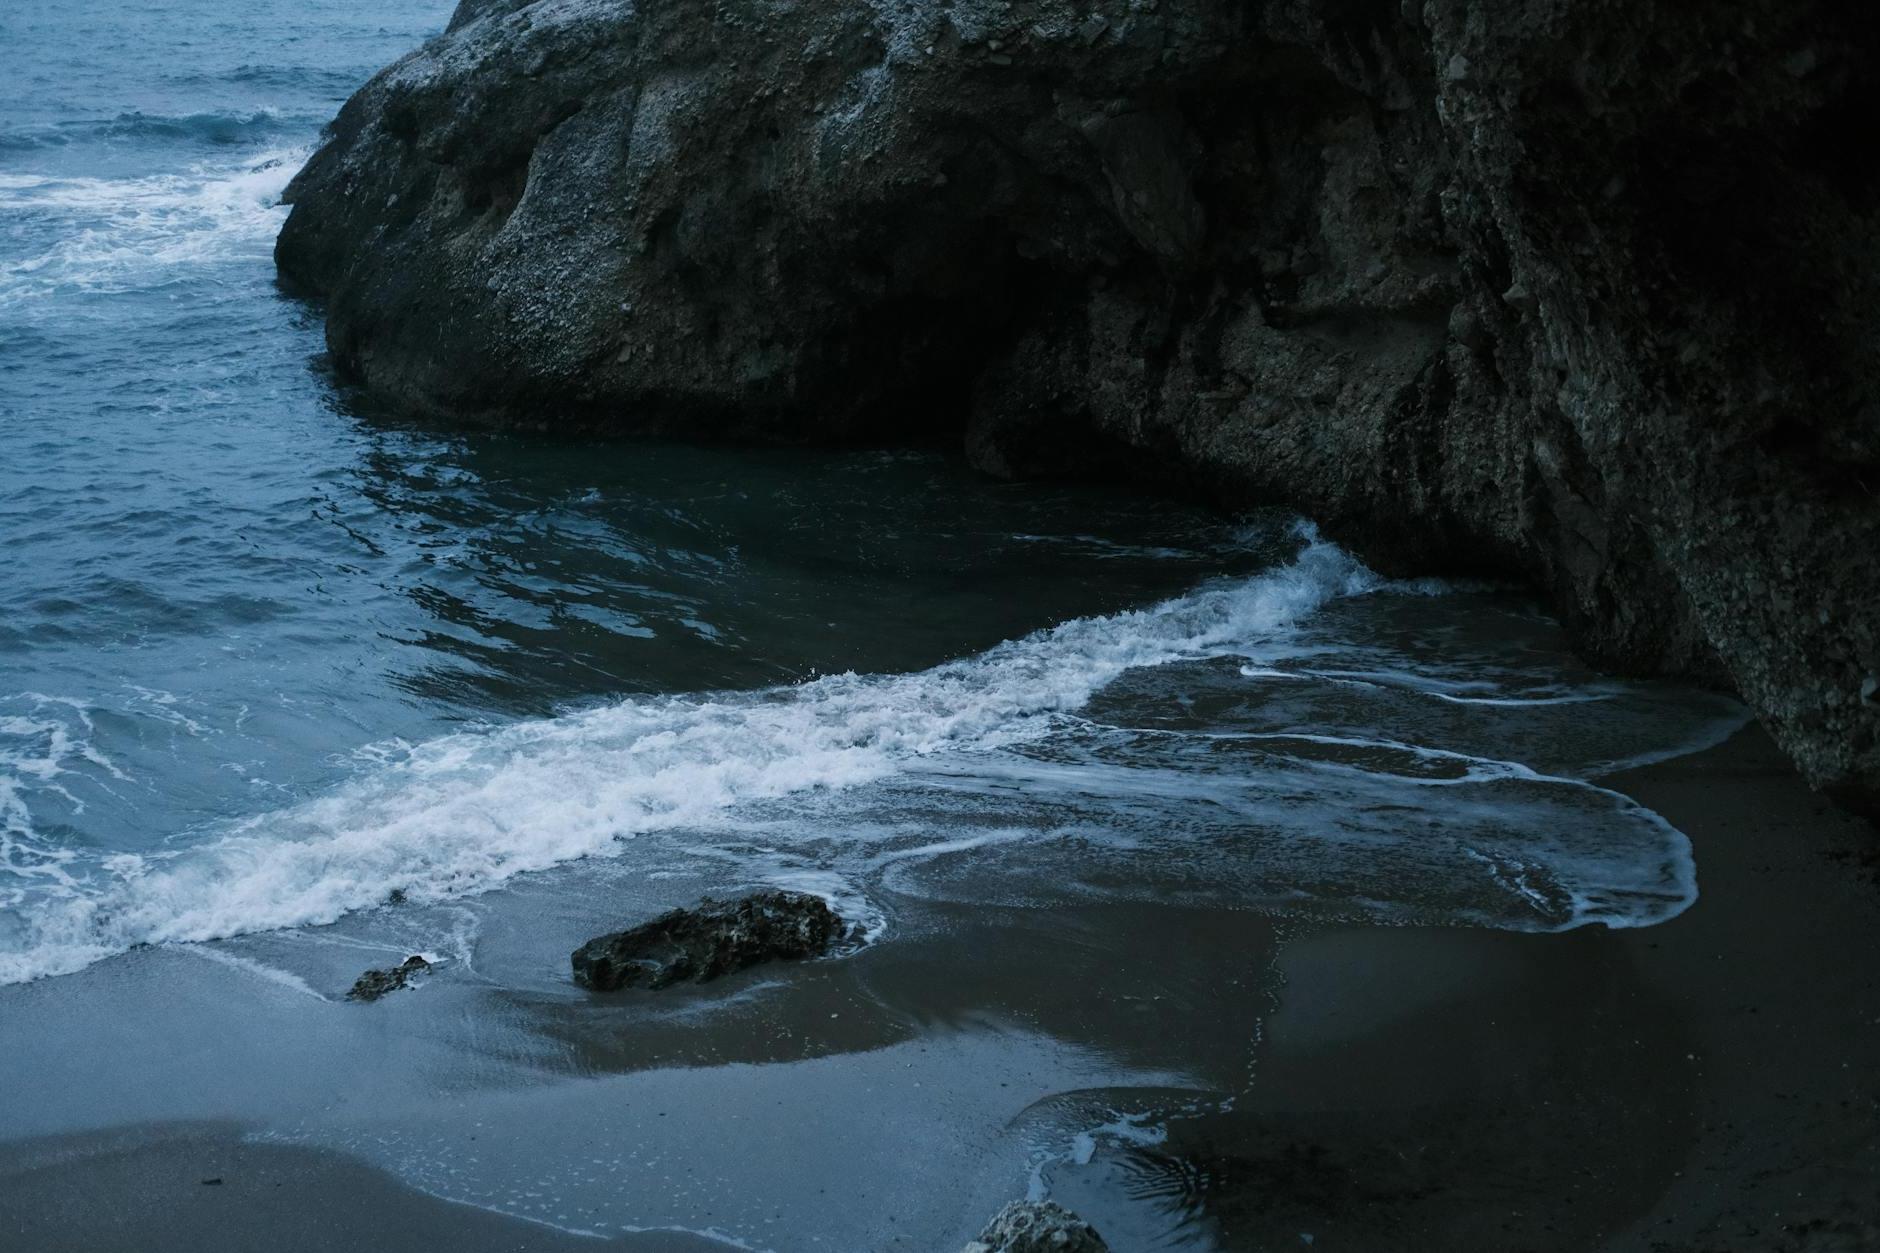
[0,7,1745,991]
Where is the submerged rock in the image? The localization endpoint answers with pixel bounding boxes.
[571,891,847,991]
[963,1201,1108,1253]
[278,0,1880,816]
[347,954,431,1002]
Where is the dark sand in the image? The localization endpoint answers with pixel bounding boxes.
[1,724,1875,1251]
[0,1125,726,1252]
[1108,726,1880,1251]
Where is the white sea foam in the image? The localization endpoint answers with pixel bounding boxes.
[0,529,1740,984]
[0,531,1383,984]
[180,944,329,1001]
[0,145,307,306]
[1245,663,1619,706]
[0,696,127,903]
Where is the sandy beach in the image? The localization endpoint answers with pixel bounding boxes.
[3,722,1873,1251]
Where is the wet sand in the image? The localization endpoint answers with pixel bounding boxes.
[1,723,1875,1251]
[1107,724,1880,1251]
[0,1124,725,1252]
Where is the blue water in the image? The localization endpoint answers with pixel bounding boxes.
[0,0,1747,988]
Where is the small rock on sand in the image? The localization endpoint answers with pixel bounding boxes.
[962,1200,1108,1252]
[571,890,848,991]
[346,955,431,1002]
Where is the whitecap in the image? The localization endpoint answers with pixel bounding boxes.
[0,145,309,307]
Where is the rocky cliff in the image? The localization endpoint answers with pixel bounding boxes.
[276,0,1880,814]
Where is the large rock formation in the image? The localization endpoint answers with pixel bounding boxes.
[276,0,1880,813]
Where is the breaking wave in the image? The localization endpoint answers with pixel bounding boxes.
[0,534,1384,982]
[0,145,305,306]
[0,531,1744,985]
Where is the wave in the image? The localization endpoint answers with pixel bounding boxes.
[96,108,303,145]
[0,108,313,154]
[168,65,372,95]
[0,531,1384,984]
[0,696,125,898]
[1,528,1739,985]
[872,723,1706,931]
[0,145,306,305]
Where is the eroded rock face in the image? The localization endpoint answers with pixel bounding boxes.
[277,0,1880,813]
[963,1200,1108,1253]
[571,890,848,991]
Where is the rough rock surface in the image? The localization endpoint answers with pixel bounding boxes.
[277,0,1880,814]
[347,954,431,1002]
[962,1200,1108,1253]
[570,890,848,991]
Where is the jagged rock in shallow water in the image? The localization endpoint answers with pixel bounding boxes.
[962,1201,1108,1253]
[347,954,431,1002]
[571,891,847,991]
[277,0,1880,815]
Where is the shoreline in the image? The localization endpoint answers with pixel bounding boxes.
[1,723,1874,1251]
